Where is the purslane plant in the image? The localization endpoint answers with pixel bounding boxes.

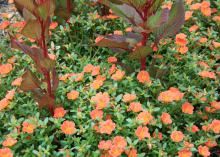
[10,0,66,114]
[95,0,185,70]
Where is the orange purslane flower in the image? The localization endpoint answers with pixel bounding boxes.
[53,107,66,118]
[91,92,110,110]
[158,87,184,103]
[11,77,22,86]
[0,63,13,75]
[0,148,13,157]
[170,131,184,142]
[137,111,153,125]
[182,102,194,114]
[178,149,192,157]
[67,90,79,100]
[0,20,10,30]
[22,121,36,134]
[205,139,217,148]
[135,126,150,140]
[160,112,172,124]
[83,64,94,73]
[210,101,220,110]
[137,71,151,84]
[198,145,210,157]
[190,3,201,10]
[188,125,200,133]
[61,120,76,135]
[99,119,116,135]
[107,56,117,63]
[175,33,188,46]
[122,93,136,103]
[90,109,103,120]
[128,102,143,113]
[199,71,216,79]
[98,140,112,150]
[210,119,220,134]
[125,148,138,157]
[112,136,127,149]
[200,1,211,17]
[109,145,124,157]
[2,137,17,147]
[0,98,10,111]
[185,11,193,21]
[91,79,104,90]
[111,70,125,81]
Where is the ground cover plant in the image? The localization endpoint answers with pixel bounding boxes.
[0,0,220,157]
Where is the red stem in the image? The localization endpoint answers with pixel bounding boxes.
[140,32,148,70]
[39,18,54,114]
[67,0,71,14]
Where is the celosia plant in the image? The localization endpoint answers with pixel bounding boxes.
[95,0,185,70]
[10,0,64,114]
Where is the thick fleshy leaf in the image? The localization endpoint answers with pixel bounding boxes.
[32,89,55,108]
[128,46,152,60]
[154,0,185,42]
[14,0,36,13]
[20,69,41,91]
[37,0,56,20]
[21,20,41,39]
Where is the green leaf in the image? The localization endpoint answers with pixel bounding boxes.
[21,20,42,39]
[20,70,41,92]
[128,46,152,60]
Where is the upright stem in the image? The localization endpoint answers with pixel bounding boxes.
[140,32,148,70]
[39,18,54,114]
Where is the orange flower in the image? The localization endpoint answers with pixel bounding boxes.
[198,145,210,157]
[74,72,84,82]
[0,63,13,75]
[125,148,137,157]
[53,107,66,118]
[11,77,22,86]
[137,111,153,125]
[91,66,100,76]
[83,64,94,73]
[128,102,142,113]
[170,131,184,142]
[190,3,201,10]
[99,119,116,135]
[61,120,76,135]
[158,87,184,103]
[160,112,172,124]
[49,22,58,30]
[199,37,208,43]
[189,25,199,32]
[185,11,193,21]
[22,121,36,134]
[212,41,220,48]
[0,98,10,111]
[91,79,104,90]
[0,148,13,157]
[210,101,220,110]
[137,71,151,84]
[153,131,163,140]
[178,46,188,54]
[205,139,217,148]
[108,145,124,157]
[109,64,117,75]
[175,33,188,46]
[112,136,127,149]
[122,93,136,103]
[135,126,150,140]
[201,7,211,16]
[182,102,194,114]
[107,57,117,63]
[199,71,216,79]
[5,90,15,100]
[67,90,79,100]
[178,149,192,157]
[0,20,10,30]
[210,119,220,134]
[111,69,125,81]
[98,140,112,150]
[90,109,103,120]
[188,125,199,133]
[91,92,110,109]
[2,137,17,147]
